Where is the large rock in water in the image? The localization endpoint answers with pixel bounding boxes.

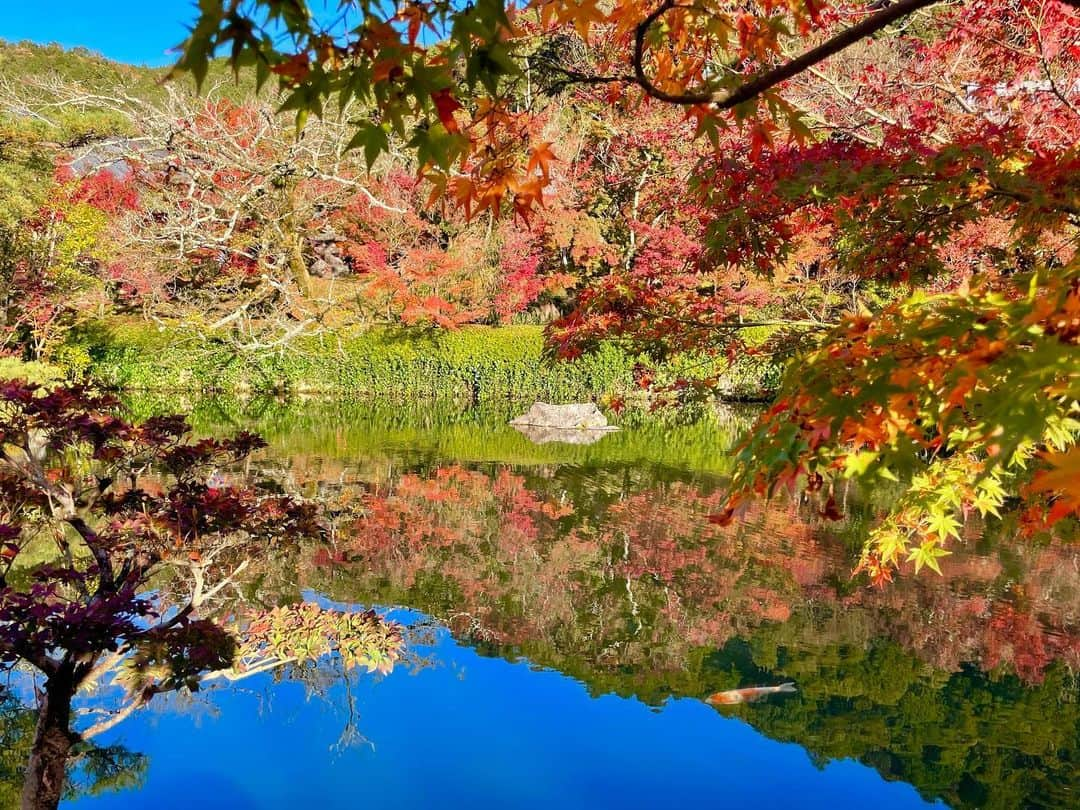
[510,402,618,445]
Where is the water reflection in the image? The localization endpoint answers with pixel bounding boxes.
[1,687,148,806]
[307,465,1078,688]
[238,399,1079,809]
[16,398,1079,807]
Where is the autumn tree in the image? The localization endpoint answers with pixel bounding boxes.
[0,166,137,363]
[1,78,387,351]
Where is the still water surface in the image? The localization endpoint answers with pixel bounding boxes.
[46,400,1080,807]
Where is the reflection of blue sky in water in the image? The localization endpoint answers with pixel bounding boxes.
[70,608,939,810]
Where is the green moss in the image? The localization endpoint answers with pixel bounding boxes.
[72,322,628,400]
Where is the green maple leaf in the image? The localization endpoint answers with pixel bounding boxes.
[925,509,962,541]
[907,543,952,575]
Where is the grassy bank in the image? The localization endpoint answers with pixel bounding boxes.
[66,319,783,402]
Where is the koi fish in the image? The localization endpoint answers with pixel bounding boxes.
[706,682,796,705]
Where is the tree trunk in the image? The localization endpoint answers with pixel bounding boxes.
[21,676,76,810]
[289,231,313,299]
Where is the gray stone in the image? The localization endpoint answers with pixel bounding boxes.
[509,402,619,435]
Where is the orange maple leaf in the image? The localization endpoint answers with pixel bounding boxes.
[526,142,558,181]
[1030,447,1080,508]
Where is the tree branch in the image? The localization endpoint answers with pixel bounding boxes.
[628,0,945,108]
[79,689,159,740]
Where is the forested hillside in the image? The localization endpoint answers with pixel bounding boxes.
[0,41,161,221]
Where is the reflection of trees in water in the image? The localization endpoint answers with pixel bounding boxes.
[0,387,404,809]
[302,463,1079,808]
[0,687,147,806]
[3,646,415,806]
[308,465,1078,682]
[706,627,1079,810]
[129,394,753,480]
[32,399,1067,809]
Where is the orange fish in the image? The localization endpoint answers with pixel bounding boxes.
[706,682,796,705]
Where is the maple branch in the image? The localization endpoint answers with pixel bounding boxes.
[804,65,951,145]
[81,650,126,691]
[317,173,408,214]
[1027,4,1080,122]
[80,688,161,740]
[631,0,946,107]
[203,656,297,681]
[65,516,116,595]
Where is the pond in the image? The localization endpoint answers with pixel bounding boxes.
[9,398,1078,808]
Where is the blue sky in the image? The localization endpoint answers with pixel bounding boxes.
[0,1,202,66]
[1,2,452,66]
[0,1,391,66]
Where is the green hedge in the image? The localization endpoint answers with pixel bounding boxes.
[67,320,783,401]
[70,321,632,402]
